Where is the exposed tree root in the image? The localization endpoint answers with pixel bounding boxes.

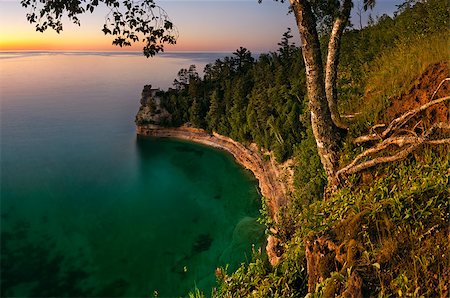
[353,95,449,144]
[338,123,449,177]
[337,79,450,180]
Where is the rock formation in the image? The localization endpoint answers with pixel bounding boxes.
[135,85,171,126]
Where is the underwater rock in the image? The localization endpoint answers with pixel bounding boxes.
[219,217,265,268]
[192,233,213,254]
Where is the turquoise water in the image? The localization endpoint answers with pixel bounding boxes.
[0,52,264,297]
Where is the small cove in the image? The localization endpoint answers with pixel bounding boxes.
[0,52,265,296]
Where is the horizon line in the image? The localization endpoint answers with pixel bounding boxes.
[0,49,259,53]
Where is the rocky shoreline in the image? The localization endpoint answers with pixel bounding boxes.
[136,124,292,264]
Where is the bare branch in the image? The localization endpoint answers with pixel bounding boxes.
[353,133,380,143]
[340,142,420,176]
[339,136,421,176]
[428,138,450,145]
[338,122,449,178]
[381,95,450,138]
[431,78,450,100]
[341,113,361,119]
[372,124,386,130]
[354,95,450,144]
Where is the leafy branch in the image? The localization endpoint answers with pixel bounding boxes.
[20,0,178,57]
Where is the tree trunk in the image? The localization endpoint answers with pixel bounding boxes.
[289,0,341,191]
[325,0,352,130]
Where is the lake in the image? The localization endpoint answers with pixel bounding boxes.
[0,52,264,297]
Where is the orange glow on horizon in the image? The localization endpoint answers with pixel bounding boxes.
[0,1,286,53]
[0,40,135,52]
[0,36,234,53]
[0,28,216,52]
[0,32,132,51]
[0,10,267,53]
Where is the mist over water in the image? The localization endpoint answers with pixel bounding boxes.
[0,52,264,297]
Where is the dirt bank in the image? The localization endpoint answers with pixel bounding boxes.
[383,62,449,126]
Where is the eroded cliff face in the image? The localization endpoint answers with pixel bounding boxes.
[135,85,171,126]
[136,125,289,212]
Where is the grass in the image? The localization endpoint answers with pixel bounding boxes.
[215,154,449,297]
[354,31,449,130]
[298,154,449,297]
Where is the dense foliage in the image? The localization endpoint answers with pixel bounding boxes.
[180,0,449,296]
[210,157,448,298]
[156,32,306,162]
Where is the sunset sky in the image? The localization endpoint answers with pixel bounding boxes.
[0,0,401,53]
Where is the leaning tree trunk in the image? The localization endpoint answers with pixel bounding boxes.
[289,0,341,191]
[325,0,352,130]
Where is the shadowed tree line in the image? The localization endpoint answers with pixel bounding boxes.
[157,40,306,162]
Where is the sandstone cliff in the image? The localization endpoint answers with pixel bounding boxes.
[135,85,171,126]
[136,125,290,214]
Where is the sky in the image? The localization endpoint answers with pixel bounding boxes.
[0,0,403,53]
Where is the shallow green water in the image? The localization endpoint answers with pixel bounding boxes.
[1,138,263,297]
[0,52,264,297]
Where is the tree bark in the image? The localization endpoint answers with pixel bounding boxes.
[325,0,352,130]
[289,0,341,191]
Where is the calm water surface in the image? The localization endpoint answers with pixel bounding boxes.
[0,52,264,297]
